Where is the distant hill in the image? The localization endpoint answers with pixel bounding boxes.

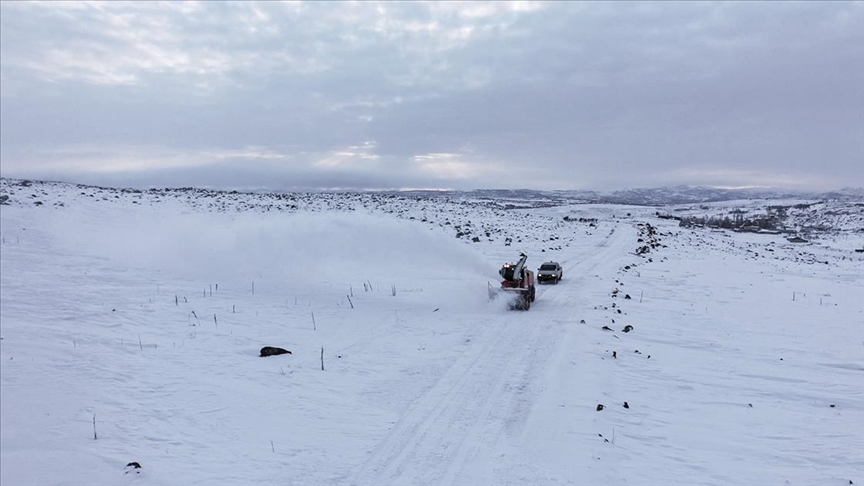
[393,185,863,207]
[1,177,861,207]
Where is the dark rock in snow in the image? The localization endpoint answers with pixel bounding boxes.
[260,346,292,357]
[622,325,634,333]
[596,404,605,411]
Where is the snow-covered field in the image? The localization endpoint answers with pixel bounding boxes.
[1,179,863,486]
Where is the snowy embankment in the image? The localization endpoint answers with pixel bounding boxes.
[1,179,862,486]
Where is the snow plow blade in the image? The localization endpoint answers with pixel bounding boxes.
[489,283,533,310]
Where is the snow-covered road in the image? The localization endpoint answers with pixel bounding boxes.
[350,224,637,486]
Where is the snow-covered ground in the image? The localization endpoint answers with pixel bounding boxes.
[1,179,862,486]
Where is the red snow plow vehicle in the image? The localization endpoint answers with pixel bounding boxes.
[488,252,536,310]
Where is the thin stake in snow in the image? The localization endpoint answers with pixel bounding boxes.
[347,295,354,309]
[271,440,275,453]
[213,314,217,326]
[138,334,143,351]
[320,346,325,371]
[93,414,97,440]
[312,312,316,331]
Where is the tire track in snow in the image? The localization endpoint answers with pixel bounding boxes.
[438,226,637,483]
[349,225,636,486]
[535,225,634,311]
[349,315,523,485]
[436,319,550,485]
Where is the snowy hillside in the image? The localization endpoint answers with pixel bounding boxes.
[1,178,862,486]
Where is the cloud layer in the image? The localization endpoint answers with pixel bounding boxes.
[1,1,862,190]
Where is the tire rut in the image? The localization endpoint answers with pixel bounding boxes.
[349,317,526,485]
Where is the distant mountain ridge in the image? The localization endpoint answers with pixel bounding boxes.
[396,185,864,206]
[590,185,864,205]
[1,177,861,207]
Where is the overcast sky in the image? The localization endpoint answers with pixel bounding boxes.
[1,1,862,191]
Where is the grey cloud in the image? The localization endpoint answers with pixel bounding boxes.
[1,1,861,191]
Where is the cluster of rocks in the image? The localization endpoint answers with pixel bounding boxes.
[634,223,665,257]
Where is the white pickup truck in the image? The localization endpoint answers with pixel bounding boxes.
[537,262,563,284]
